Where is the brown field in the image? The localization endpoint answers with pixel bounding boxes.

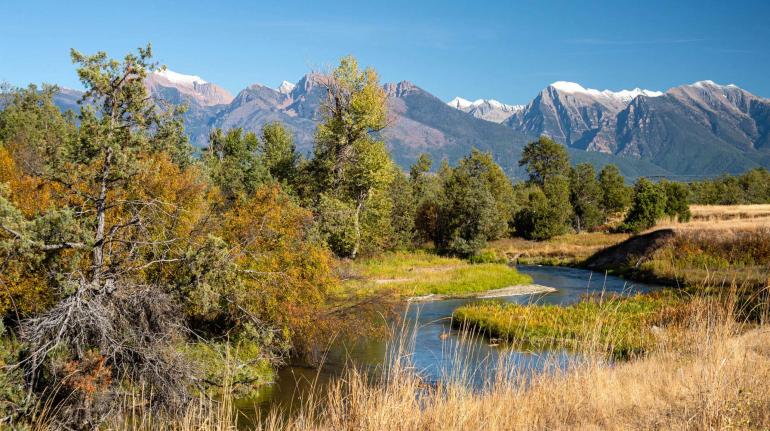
[490,232,630,265]
[653,204,770,232]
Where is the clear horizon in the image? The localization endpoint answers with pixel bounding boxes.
[2,0,769,103]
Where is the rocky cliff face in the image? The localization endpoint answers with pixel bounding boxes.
[504,82,657,153]
[610,81,770,173]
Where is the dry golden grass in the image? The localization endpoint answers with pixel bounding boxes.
[641,228,770,295]
[691,204,770,220]
[263,327,770,431]
[653,204,770,232]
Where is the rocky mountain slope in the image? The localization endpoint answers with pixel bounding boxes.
[494,80,770,175]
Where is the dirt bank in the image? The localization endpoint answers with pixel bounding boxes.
[583,229,675,272]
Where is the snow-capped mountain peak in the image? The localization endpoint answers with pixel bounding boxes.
[277,80,296,94]
[154,69,207,87]
[448,97,474,109]
[549,81,662,101]
[549,81,590,94]
[448,97,522,111]
[447,97,524,123]
[689,80,742,90]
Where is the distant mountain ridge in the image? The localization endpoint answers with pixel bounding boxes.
[50,70,770,179]
[497,80,770,174]
[447,97,524,123]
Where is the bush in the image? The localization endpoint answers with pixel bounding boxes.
[620,178,666,233]
[468,249,507,264]
[514,177,572,240]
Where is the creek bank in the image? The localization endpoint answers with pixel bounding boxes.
[531,229,681,287]
[407,284,556,302]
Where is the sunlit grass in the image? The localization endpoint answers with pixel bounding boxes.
[353,250,465,278]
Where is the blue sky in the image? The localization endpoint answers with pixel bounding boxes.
[2,0,769,103]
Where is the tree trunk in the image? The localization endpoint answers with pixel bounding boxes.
[92,146,113,284]
[351,199,363,259]
[350,190,369,259]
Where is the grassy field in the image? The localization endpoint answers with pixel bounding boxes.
[652,204,770,232]
[487,204,770,267]
[341,250,532,298]
[452,292,685,358]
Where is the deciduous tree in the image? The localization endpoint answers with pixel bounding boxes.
[569,163,603,232]
[599,164,630,216]
[311,56,394,258]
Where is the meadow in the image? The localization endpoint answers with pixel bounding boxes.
[16,204,770,430]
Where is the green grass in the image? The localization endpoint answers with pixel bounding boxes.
[354,250,465,278]
[453,292,684,358]
[346,250,532,297]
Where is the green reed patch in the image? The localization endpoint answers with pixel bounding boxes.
[453,292,684,358]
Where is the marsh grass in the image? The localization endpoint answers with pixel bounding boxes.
[452,291,688,358]
[643,227,770,291]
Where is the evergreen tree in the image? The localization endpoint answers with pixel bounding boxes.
[0,45,212,418]
[435,150,515,256]
[260,121,299,185]
[660,180,691,222]
[388,169,417,249]
[204,127,269,203]
[514,176,572,240]
[410,154,443,245]
[410,153,432,179]
[516,137,573,240]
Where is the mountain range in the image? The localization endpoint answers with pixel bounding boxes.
[51,70,770,179]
